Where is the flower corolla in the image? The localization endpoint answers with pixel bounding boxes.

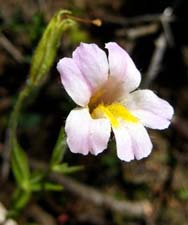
[57,42,174,161]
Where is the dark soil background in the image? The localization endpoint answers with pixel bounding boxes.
[0,0,188,225]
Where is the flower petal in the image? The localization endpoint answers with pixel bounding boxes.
[113,122,152,161]
[57,57,91,106]
[126,122,153,160]
[105,42,141,92]
[65,108,111,156]
[125,89,174,129]
[73,43,109,91]
[113,126,134,162]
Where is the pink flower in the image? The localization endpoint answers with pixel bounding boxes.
[57,42,174,162]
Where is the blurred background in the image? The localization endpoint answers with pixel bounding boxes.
[0,0,188,225]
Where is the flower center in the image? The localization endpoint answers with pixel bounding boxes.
[88,78,138,127]
[91,103,139,127]
[88,77,124,111]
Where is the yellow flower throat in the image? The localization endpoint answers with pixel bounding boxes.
[91,103,139,128]
[89,80,138,127]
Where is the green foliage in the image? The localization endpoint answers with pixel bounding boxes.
[10,140,64,214]
[10,135,67,214]
[30,170,46,184]
[29,170,63,192]
[50,127,83,174]
[28,10,75,86]
[68,23,90,44]
[40,182,63,191]
[50,127,66,167]
[11,139,30,191]
[7,9,82,218]
[52,163,83,174]
[177,187,188,201]
[30,181,63,192]
[8,188,31,217]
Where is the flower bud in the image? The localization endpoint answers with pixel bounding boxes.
[28,10,74,86]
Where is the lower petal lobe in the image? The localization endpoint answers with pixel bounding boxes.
[65,108,111,156]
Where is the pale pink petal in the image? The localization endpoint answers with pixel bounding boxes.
[113,122,152,161]
[105,42,141,93]
[73,43,109,91]
[125,89,174,129]
[57,58,91,107]
[125,122,153,160]
[113,126,134,162]
[65,108,111,156]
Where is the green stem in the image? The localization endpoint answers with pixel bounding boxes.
[2,82,33,180]
[9,82,33,141]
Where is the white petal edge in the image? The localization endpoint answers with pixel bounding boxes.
[113,122,152,161]
[125,89,174,130]
[65,107,111,156]
[57,57,92,107]
[73,43,109,92]
[105,42,141,93]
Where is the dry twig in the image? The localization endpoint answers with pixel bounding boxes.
[116,23,159,40]
[25,204,56,225]
[142,34,167,88]
[30,159,153,219]
[0,34,24,63]
[102,13,175,26]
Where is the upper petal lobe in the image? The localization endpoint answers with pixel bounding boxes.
[105,42,141,93]
[57,57,92,106]
[73,43,109,92]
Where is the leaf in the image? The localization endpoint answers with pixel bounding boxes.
[10,188,31,214]
[30,170,45,184]
[29,170,63,192]
[30,181,63,192]
[52,163,84,174]
[43,182,63,191]
[11,139,30,190]
[30,182,43,191]
[50,127,66,167]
